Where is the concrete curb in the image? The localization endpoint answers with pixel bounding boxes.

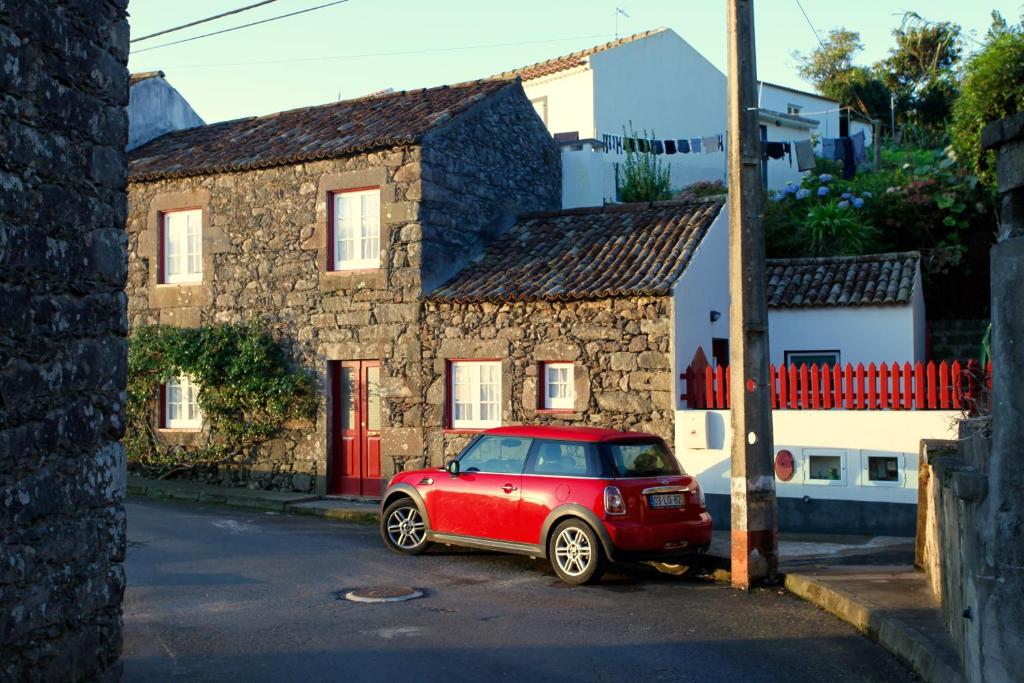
[287,504,379,525]
[784,572,965,683]
[128,479,334,516]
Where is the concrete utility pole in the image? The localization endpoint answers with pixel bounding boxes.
[726,0,778,589]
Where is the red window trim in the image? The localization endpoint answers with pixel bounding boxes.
[537,360,575,413]
[444,358,503,431]
[326,186,381,273]
[156,207,202,285]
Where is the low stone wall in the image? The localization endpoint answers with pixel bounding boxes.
[421,297,674,465]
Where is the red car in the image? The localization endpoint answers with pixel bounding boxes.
[379,425,712,584]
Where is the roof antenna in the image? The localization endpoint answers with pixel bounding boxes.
[615,7,630,39]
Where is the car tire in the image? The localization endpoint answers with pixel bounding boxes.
[381,498,430,555]
[548,518,606,585]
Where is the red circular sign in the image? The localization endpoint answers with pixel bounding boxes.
[775,449,795,482]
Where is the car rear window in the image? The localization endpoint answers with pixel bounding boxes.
[606,441,681,477]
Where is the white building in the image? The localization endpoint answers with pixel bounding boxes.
[496,29,728,208]
[127,71,204,151]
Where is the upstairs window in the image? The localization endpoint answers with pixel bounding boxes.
[787,103,803,116]
[163,375,202,430]
[330,188,380,271]
[540,362,574,411]
[161,209,202,283]
[449,360,501,430]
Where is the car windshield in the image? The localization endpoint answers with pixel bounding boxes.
[606,441,681,477]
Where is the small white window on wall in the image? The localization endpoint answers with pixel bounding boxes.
[785,350,840,368]
[449,360,501,430]
[530,97,548,126]
[163,375,202,430]
[541,362,574,411]
[803,448,847,486]
[860,451,904,487]
[331,188,380,271]
[161,209,202,284]
[787,103,802,116]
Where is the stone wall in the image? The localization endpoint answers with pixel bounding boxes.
[420,297,674,465]
[125,82,560,492]
[1,1,129,680]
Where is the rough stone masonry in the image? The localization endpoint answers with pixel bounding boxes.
[1,1,130,680]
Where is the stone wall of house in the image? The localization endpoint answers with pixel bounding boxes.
[1,1,129,680]
[419,82,561,292]
[420,297,674,465]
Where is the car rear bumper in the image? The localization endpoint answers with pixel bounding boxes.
[602,512,713,561]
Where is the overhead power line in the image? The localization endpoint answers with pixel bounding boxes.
[793,0,825,50]
[153,33,612,70]
[131,0,283,43]
[131,0,352,54]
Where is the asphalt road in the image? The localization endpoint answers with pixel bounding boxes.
[123,498,914,683]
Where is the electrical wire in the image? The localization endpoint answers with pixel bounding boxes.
[793,0,825,49]
[131,0,283,43]
[131,0,351,54]
[149,33,613,70]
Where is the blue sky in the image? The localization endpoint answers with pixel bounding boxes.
[127,0,1023,123]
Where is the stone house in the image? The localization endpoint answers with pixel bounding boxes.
[126,79,560,496]
[421,200,728,464]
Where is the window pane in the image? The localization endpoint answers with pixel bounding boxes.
[809,455,843,480]
[340,368,356,430]
[366,366,381,431]
[459,436,532,474]
[453,364,473,422]
[606,441,680,477]
[531,441,594,476]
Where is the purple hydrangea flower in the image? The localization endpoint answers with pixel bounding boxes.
[819,173,834,183]
[783,182,798,195]
[838,200,850,208]
[817,186,830,197]
[861,191,873,199]
[852,198,865,209]
[795,188,811,200]
[841,192,853,200]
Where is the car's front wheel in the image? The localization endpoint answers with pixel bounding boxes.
[549,519,605,585]
[381,498,429,555]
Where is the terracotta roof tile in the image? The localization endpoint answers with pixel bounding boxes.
[130,70,165,85]
[766,252,920,308]
[492,29,666,82]
[128,80,512,181]
[428,200,723,303]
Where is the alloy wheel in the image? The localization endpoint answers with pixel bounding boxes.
[554,526,593,577]
[386,506,425,550]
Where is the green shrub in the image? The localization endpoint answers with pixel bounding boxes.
[618,123,672,202]
[803,201,881,255]
[126,319,318,478]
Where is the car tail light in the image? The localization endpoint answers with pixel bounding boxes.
[604,486,627,515]
[695,483,706,508]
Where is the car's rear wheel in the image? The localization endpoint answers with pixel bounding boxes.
[549,519,605,585]
[381,498,429,555]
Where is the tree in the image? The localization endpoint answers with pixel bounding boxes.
[951,12,1024,187]
[618,123,672,202]
[793,29,889,119]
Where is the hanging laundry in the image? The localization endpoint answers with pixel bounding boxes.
[717,134,724,151]
[852,130,866,164]
[638,139,650,153]
[765,141,786,159]
[624,137,636,153]
[690,138,702,153]
[701,136,718,154]
[665,139,677,154]
[654,140,665,154]
[821,138,835,161]
[678,139,691,154]
[842,137,856,179]
[795,139,815,171]
[783,141,792,167]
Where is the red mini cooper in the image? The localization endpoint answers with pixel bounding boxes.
[379,426,712,584]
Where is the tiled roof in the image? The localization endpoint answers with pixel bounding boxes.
[493,28,666,82]
[128,80,513,181]
[757,80,836,103]
[428,200,723,303]
[766,252,920,308]
[130,70,165,85]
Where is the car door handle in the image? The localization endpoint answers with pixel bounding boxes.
[502,483,518,494]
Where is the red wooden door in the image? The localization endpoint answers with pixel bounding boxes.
[330,360,382,497]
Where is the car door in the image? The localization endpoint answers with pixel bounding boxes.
[430,435,531,542]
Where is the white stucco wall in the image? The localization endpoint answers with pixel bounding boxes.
[760,114,814,190]
[758,83,840,143]
[675,409,959,504]
[522,68,595,140]
[768,303,921,367]
[671,206,730,408]
[127,76,205,151]
[560,142,617,208]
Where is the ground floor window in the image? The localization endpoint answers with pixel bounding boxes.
[163,375,202,429]
[785,350,840,367]
[449,360,501,429]
[539,361,574,411]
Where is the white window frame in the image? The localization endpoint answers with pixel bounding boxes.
[164,375,203,430]
[784,350,840,368]
[162,209,203,284]
[801,448,848,487]
[450,361,502,430]
[542,362,574,411]
[787,103,803,116]
[530,96,548,125]
[332,188,381,271]
[858,450,905,488]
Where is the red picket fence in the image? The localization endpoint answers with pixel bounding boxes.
[681,360,992,412]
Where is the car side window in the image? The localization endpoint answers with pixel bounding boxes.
[526,440,597,477]
[458,436,532,474]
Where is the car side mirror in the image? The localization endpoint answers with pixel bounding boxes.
[445,459,460,477]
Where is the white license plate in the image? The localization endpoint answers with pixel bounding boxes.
[649,493,684,509]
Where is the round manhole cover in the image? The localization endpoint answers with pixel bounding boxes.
[344,586,423,603]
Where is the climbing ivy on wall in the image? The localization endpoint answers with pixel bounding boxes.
[125,319,318,478]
